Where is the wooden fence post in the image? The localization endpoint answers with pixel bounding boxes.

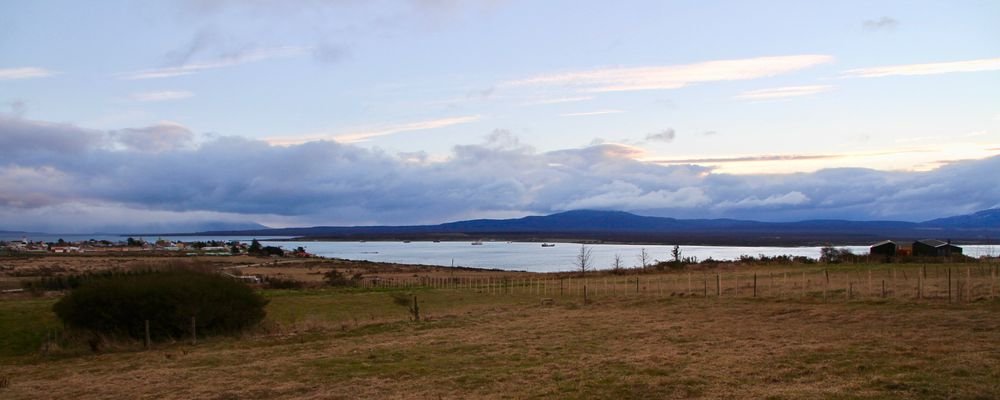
[967,267,972,301]
[918,273,923,300]
[801,271,806,298]
[717,274,721,297]
[948,268,952,303]
[144,319,151,350]
[753,273,757,298]
[191,316,197,346]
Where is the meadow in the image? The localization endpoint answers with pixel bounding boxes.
[1,256,998,399]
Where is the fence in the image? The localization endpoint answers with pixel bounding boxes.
[356,265,1000,304]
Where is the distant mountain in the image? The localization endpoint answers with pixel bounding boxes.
[920,208,1000,229]
[191,209,1000,246]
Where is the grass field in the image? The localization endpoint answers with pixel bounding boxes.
[1,259,999,399]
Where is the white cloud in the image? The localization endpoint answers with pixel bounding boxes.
[130,90,195,102]
[0,67,55,80]
[265,115,481,145]
[716,191,810,209]
[111,122,195,152]
[735,85,833,100]
[3,115,1000,230]
[842,57,1000,78]
[119,46,310,80]
[506,55,834,92]
[520,96,595,106]
[559,110,624,117]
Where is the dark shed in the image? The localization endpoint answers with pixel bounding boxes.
[869,240,897,258]
[912,239,963,257]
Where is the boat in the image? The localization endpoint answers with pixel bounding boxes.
[471,240,483,245]
[541,243,555,247]
[403,240,411,243]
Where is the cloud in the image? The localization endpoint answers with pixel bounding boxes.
[716,191,810,209]
[735,85,833,100]
[0,116,106,157]
[130,90,195,102]
[111,122,195,152]
[520,96,594,106]
[645,129,676,143]
[842,57,1000,78]
[862,16,898,31]
[266,115,481,145]
[559,110,624,117]
[506,55,834,92]
[2,115,1000,231]
[651,154,838,164]
[0,67,55,80]
[119,46,310,80]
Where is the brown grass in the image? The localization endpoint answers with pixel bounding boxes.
[4,294,999,399]
[2,255,999,399]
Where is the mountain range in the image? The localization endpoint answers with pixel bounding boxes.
[191,208,1000,246]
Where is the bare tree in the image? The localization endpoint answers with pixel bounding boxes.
[636,248,650,270]
[576,244,593,276]
[611,253,625,273]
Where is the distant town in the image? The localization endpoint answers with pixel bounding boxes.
[0,237,313,258]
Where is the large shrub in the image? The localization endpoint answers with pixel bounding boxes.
[53,270,268,340]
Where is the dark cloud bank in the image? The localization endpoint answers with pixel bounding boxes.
[1,116,998,232]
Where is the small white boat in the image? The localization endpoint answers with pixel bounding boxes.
[541,243,555,247]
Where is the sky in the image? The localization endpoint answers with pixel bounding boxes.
[1,0,999,233]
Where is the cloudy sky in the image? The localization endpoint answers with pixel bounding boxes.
[2,0,999,233]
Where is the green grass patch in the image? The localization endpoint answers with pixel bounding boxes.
[0,298,60,358]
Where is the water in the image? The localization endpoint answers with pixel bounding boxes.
[258,241,999,273]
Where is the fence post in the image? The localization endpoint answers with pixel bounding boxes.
[191,316,197,346]
[144,319,151,350]
[753,273,757,298]
[717,274,721,297]
[948,268,952,303]
[967,267,972,301]
[801,271,806,298]
[584,285,588,304]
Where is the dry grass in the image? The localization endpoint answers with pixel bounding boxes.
[3,289,999,399]
[2,255,999,399]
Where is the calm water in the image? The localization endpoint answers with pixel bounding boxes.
[259,241,1000,273]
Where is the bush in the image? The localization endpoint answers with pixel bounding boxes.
[53,270,268,341]
[324,269,361,287]
[262,276,305,290]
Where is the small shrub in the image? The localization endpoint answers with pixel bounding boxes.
[263,276,304,290]
[53,270,268,341]
[324,269,360,287]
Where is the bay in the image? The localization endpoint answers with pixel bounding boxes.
[259,241,1000,273]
